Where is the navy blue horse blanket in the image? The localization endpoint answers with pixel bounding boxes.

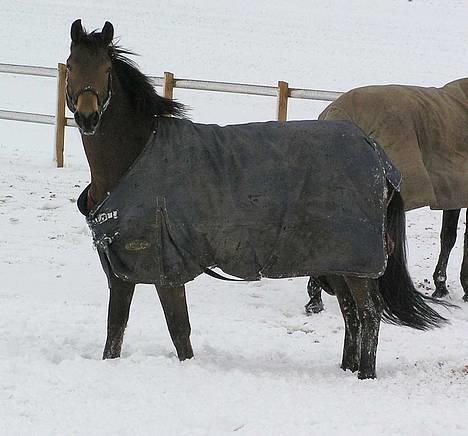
[78,117,400,286]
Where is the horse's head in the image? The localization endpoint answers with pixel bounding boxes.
[66,19,114,135]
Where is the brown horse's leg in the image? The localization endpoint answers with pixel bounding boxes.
[325,276,360,373]
[156,285,194,361]
[103,275,135,359]
[461,209,468,302]
[344,276,382,380]
[433,209,461,298]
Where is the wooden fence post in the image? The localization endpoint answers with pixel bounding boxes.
[277,80,289,122]
[54,63,67,167]
[163,71,175,99]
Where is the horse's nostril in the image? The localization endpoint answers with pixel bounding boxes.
[74,112,82,125]
[91,112,100,126]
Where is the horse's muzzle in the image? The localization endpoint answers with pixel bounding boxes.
[75,111,101,136]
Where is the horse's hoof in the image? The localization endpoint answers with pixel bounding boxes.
[175,338,194,361]
[432,287,449,298]
[102,347,121,359]
[177,345,194,361]
[341,362,358,373]
[305,300,324,315]
[178,352,194,361]
[358,371,376,380]
[102,352,120,360]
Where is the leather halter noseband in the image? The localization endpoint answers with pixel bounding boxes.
[66,71,112,116]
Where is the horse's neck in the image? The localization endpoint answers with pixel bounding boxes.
[82,80,153,203]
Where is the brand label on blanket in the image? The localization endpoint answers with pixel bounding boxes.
[125,240,151,251]
[92,210,119,225]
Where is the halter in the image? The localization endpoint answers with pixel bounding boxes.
[66,71,112,116]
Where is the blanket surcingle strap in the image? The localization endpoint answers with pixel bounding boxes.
[78,117,401,287]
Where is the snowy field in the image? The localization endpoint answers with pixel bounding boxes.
[1,1,467,435]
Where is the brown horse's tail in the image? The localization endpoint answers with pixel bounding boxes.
[378,191,453,329]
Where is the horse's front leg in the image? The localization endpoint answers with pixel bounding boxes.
[433,209,461,298]
[344,276,382,380]
[461,209,468,302]
[156,285,194,361]
[103,275,135,359]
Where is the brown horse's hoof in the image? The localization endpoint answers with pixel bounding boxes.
[178,352,194,361]
[175,338,194,361]
[358,370,376,380]
[102,351,120,360]
[102,338,123,359]
[341,361,359,373]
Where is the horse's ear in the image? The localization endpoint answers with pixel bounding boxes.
[101,21,114,46]
[71,19,83,44]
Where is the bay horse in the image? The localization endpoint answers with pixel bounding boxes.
[67,20,448,379]
[306,79,468,314]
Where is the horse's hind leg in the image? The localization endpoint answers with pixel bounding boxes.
[433,209,461,298]
[305,275,337,314]
[305,277,324,314]
[324,276,360,373]
[344,276,383,379]
[156,285,194,361]
[461,209,468,302]
[103,275,135,359]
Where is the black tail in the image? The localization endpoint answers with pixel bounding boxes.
[379,191,452,330]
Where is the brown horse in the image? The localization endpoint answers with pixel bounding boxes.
[306,79,468,314]
[67,20,448,379]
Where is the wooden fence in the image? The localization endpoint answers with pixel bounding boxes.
[0,62,343,167]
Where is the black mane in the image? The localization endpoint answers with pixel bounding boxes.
[78,30,186,118]
[111,47,186,118]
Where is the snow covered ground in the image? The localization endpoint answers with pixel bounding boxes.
[0,1,467,434]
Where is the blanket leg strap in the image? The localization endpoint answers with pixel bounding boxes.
[203,268,246,282]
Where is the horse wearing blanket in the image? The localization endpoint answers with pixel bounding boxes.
[306,78,468,314]
[67,20,448,379]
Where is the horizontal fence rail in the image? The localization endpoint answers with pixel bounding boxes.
[163,77,343,101]
[0,62,343,167]
[0,63,57,78]
[0,109,55,125]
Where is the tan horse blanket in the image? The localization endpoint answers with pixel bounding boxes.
[319,78,468,210]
